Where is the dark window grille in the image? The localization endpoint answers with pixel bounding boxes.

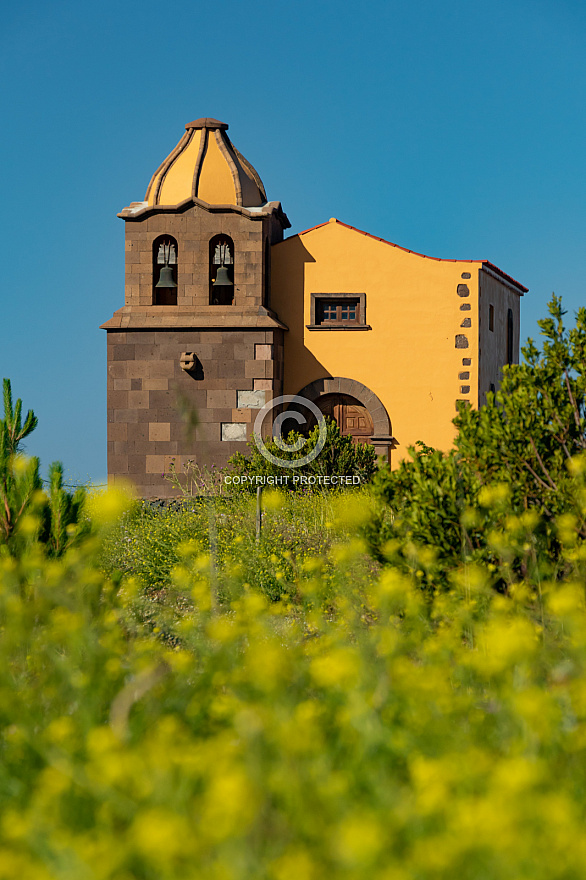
[318,300,360,325]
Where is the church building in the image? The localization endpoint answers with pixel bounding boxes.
[102,117,527,497]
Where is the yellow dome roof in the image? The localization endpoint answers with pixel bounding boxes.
[145,118,267,208]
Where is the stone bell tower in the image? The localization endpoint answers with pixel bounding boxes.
[101,118,290,497]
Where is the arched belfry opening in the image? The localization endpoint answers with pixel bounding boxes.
[209,234,234,305]
[152,235,178,305]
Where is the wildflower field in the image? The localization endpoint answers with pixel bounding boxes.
[3,296,586,877]
[1,480,586,880]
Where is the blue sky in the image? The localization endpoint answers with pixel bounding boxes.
[1,0,585,484]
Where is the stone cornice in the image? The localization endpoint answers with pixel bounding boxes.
[101,306,288,332]
[118,196,290,229]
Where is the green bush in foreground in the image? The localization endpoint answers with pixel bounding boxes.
[370,295,586,587]
[0,378,86,556]
[228,418,377,489]
[2,487,586,878]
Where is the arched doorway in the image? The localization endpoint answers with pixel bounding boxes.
[316,393,373,445]
[293,376,396,460]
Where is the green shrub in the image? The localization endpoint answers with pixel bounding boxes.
[0,379,86,556]
[228,418,378,490]
[369,295,586,588]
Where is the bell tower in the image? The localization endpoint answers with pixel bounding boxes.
[101,118,290,496]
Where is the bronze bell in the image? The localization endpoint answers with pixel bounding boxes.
[213,265,233,287]
[156,265,177,288]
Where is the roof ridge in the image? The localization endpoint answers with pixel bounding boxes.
[280,218,527,291]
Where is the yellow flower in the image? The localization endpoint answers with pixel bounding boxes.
[478,483,511,508]
[310,647,359,689]
[272,848,316,880]
[474,617,538,674]
[132,808,191,862]
[199,766,257,841]
[87,484,134,525]
[334,813,384,866]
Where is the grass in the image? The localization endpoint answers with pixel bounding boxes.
[100,488,380,630]
[2,484,586,878]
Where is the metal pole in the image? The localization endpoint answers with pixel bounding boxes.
[208,498,218,612]
[256,486,263,543]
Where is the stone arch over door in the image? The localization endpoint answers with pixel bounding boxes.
[294,377,396,459]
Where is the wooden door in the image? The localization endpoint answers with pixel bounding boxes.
[317,394,373,445]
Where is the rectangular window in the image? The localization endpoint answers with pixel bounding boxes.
[318,299,360,325]
[308,292,369,330]
[489,304,494,331]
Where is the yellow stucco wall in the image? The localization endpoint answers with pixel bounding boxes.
[271,219,482,464]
